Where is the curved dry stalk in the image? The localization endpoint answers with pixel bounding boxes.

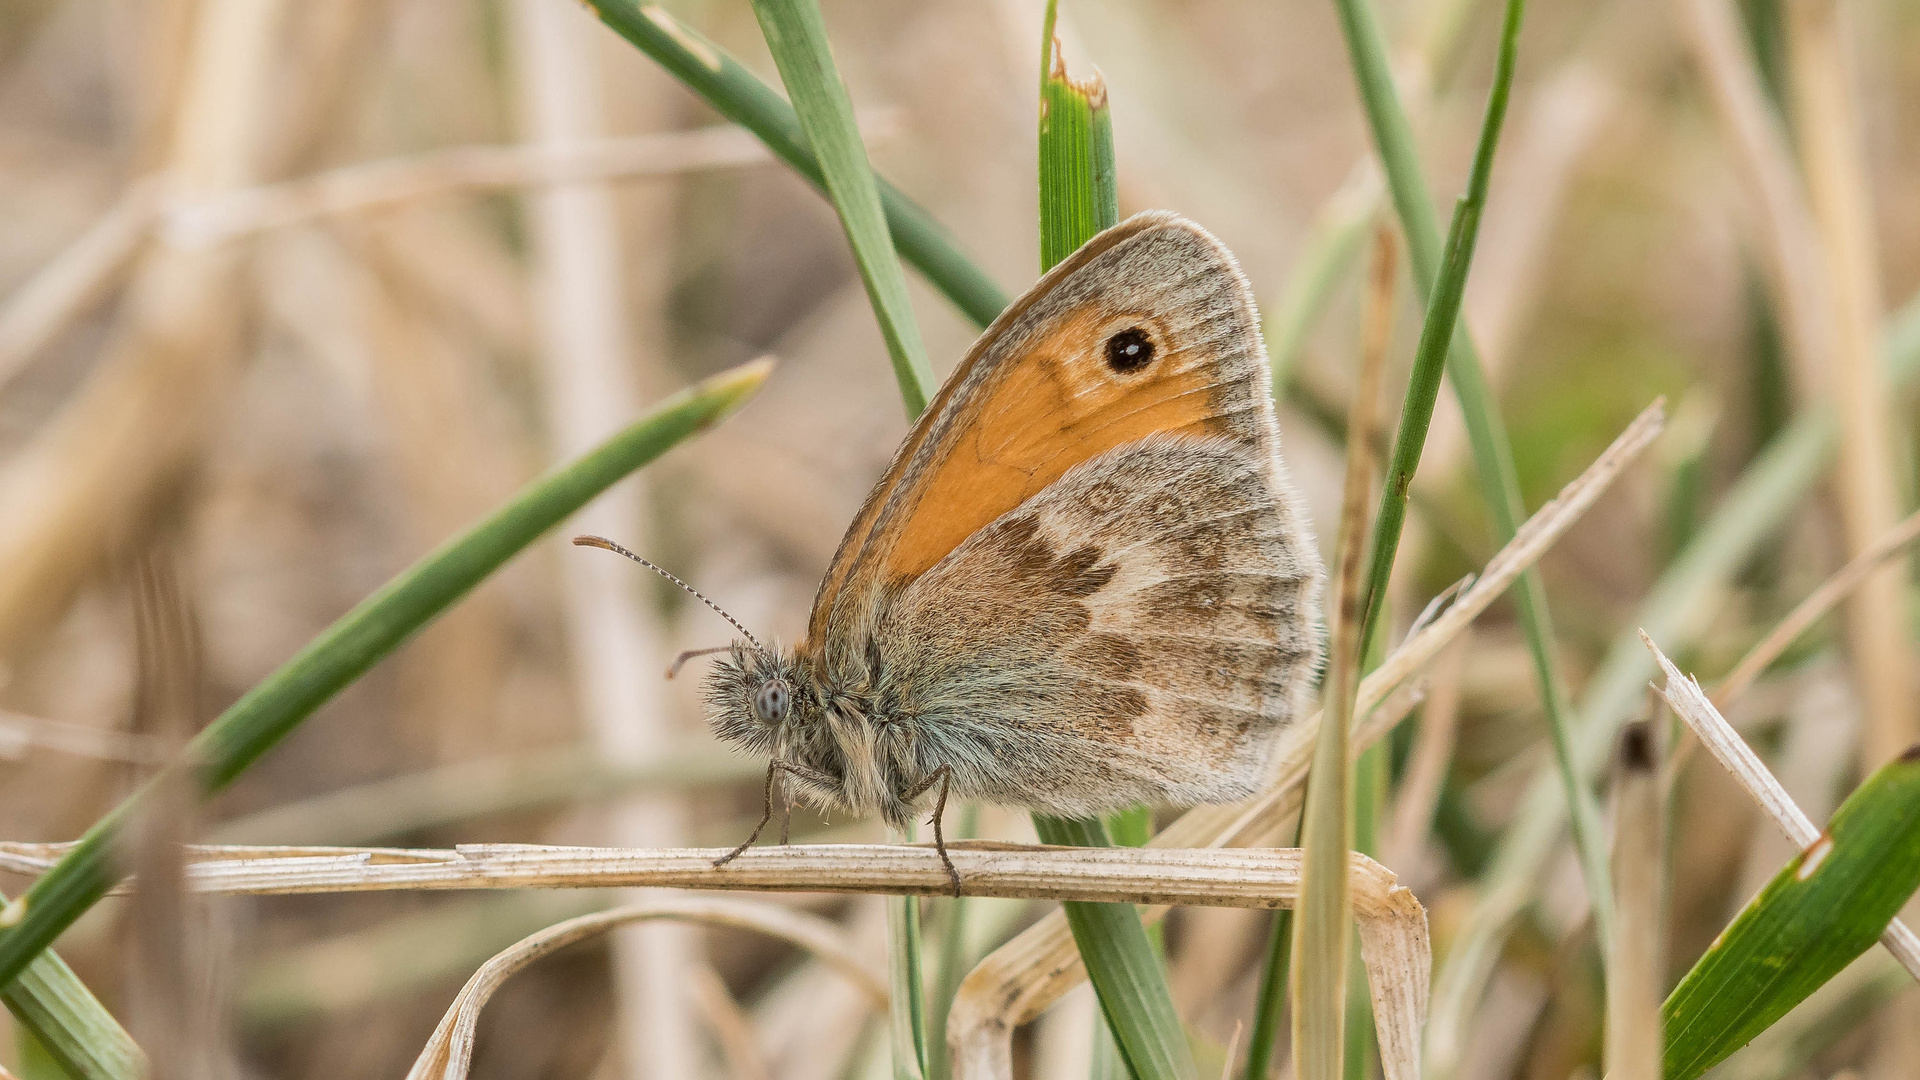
[404,897,886,1080]
[1643,632,1920,983]
[164,114,900,249]
[1716,507,1920,707]
[947,402,1665,1079]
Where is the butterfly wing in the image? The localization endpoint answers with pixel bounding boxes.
[804,212,1321,812]
[807,212,1301,658]
[872,432,1320,813]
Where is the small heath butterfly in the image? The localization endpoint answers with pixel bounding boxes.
[579,212,1322,894]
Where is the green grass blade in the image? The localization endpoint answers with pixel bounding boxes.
[581,1,1008,330]
[1034,815,1193,1080]
[1030,19,1194,1080]
[1242,907,1295,1080]
[886,825,930,1080]
[0,897,145,1080]
[1326,0,1614,955]
[0,359,772,990]
[1661,747,1920,1080]
[749,0,933,417]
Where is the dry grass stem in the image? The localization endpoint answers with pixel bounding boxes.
[0,708,167,765]
[1,841,1407,912]
[1642,632,1920,982]
[0,0,286,656]
[164,115,900,249]
[949,401,1665,1076]
[0,178,161,395]
[690,963,775,1080]
[1292,222,1396,1080]
[403,897,886,1080]
[1604,720,1664,1080]
[1716,508,1920,706]
[1383,630,1471,876]
[1785,0,1912,769]
[509,0,701,1071]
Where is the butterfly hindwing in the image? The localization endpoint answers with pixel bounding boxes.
[868,434,1320,815]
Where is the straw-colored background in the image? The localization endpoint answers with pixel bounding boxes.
[0,0,1915,1076]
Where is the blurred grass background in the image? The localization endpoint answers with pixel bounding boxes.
[0,0,1916,1076]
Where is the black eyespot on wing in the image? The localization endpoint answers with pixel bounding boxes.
[1104,327,1155,373]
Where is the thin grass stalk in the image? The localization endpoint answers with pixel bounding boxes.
[1031,19,1194,1080]
[887,824,930,1080]
[1715,506,1920,705]
[1240,906,1293,1080]
[926,805,980,1080]
[1326,0,1616,958]
[580,0,1008,329]
[1605,722,1664,1080]
[0,360,770,989]
[748,0,933,416]
[510,2,701,1071]
[1264,164,1380,397]
[1784,0,1912,769]
[1292,224,1395,1080]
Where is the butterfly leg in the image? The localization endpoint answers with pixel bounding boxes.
[713,761,780,868]
[899,764,959,897]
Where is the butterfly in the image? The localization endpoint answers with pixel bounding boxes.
[579,211,1322,894]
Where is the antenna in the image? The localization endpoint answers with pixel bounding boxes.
[572,535,762,651]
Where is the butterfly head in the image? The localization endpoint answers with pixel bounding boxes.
[703,641,810,755]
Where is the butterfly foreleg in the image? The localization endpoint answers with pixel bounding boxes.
[898,764,960,897]
[713,759,840,868]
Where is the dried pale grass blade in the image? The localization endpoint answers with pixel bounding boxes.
[690,963,775,1080]
[0,178,160,396]
[0,842,1409,913]
[163,115,900,248]
[1605,721,1665,1080]
[1642,633,1920,982]
[0,709,166,765]
[948,402,1666,1074]
[1785,0,1912,770]
[1354,885,1432,1080]
[1715,507,1920,706]
[1293,223,1395,1080]
[1382,631,1470,874]
[405,897,886,1080]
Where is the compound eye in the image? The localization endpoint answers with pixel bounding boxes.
[753,680,791,724]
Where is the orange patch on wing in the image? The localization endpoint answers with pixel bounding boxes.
[883,308,1227,579]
